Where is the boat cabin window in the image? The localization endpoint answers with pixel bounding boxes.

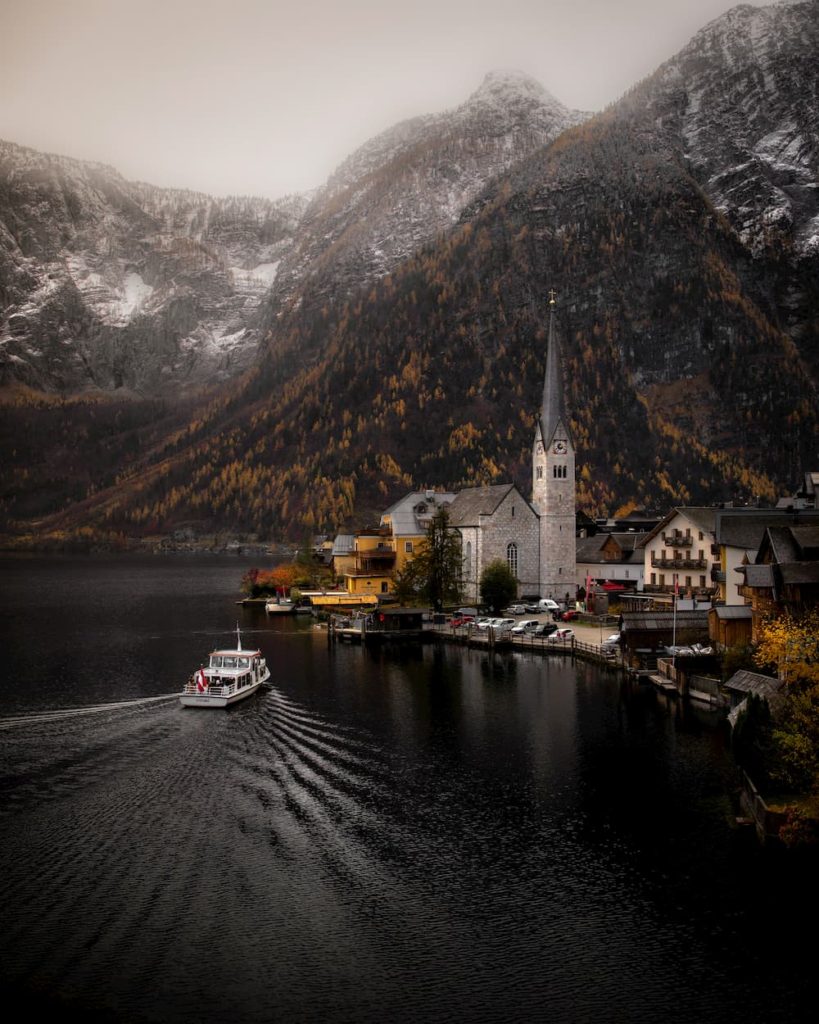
[238,658,249,669]
[210,656,223,668]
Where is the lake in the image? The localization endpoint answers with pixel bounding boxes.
[0,555,814,1022]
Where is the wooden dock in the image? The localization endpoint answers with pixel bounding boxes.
[433,627,625,670]
[643,672,680,695]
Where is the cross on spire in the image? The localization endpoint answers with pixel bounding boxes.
[548,288,557,306]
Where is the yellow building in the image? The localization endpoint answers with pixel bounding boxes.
[343,528,396,596]
[381,491,455,573]
[331,491,456,598]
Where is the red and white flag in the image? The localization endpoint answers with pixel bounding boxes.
[196,668,208,692]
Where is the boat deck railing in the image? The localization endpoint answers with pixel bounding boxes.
[182,680,240,697]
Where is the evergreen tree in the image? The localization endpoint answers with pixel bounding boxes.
[394,506,462,611]
[480,559,517,613]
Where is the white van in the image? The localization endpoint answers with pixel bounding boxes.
[537,598,560,612]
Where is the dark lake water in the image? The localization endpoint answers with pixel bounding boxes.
[0,555,814,1023]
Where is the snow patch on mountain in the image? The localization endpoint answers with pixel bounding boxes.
[117,272,154,319]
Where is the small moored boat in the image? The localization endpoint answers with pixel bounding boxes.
[180,626,270,708]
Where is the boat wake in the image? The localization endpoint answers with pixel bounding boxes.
[0,694,179,729]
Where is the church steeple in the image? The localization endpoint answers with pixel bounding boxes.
[531,290,576,600]
[538,289,569,449]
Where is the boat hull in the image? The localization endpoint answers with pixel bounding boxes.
[180,669,270,708]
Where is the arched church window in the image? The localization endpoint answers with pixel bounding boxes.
[465,540,472,566]
[507,542,518,576]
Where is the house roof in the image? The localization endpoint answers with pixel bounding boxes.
[737,564,775,588]
[447,484,529,527]
[637,507,716,548]
[576,535,608,561]
[576,532,641,564]
[724,670,784,697]
[766,526,802,563]
[792,526,819,557]
[714,510,799,551]
[331,534,355,556]
[381,490,456,536]
[710,606,753,620]
[622,610,709,631]
[780,563,819,586]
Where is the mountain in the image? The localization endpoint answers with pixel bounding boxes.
[0,71,584,399]
[0,141,307,394]
[261,71,586,326]
[2,1,818,548]
[632,0,819,371]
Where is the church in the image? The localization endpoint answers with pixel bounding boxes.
[447,293,577,602]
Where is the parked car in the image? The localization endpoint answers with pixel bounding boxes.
[450,615,475,628]
[511,619,540,634]
[561,609,580,622]
[490,618,516,631]
[548,627,575,642]
[602,633,621,647]
[537,598,560,613]
[475,618,494,630]
[530,622,558,638]
[505,604,526,616]
[477,617,513,631]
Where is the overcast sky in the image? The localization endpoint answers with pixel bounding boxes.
[0,0,770,200]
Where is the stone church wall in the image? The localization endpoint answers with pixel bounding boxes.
[478,490,540,598]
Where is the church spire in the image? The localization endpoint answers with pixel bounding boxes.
[539,290,567,446]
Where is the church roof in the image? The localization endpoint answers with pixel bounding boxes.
[447,484,527,527]
[539,298,569,445]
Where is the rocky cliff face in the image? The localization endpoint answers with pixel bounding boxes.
[261,71,587,327]
[660,0,818,258]
[0,142,306,394]
[628,0,819,369]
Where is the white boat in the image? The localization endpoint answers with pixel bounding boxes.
[180,627,270,708]
[265,597,294,614]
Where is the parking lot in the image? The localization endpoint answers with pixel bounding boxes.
[450,610,620,648]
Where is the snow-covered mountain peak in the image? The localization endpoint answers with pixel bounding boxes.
[466,70,562,111]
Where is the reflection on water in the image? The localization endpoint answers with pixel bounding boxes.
[0,556,814,1022]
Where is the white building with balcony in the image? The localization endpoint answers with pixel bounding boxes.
[638,508,718,602]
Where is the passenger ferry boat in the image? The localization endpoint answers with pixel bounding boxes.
[180,627,270,708]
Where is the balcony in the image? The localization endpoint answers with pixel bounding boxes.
[711,567,726,583]
[352,550,396,574]
[662,531,693,547]
[651,556,707,570]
